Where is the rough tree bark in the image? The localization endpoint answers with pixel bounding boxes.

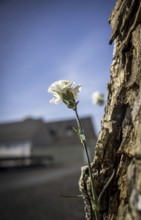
[79,0,141,219]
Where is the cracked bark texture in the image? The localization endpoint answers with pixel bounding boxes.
[79,0,141,219]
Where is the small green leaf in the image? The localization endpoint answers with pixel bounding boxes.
[72,127,79,135]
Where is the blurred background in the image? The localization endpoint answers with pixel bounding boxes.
[0,0,115,219]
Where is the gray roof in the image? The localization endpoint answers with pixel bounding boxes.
[46,116,97,144]
[0,118,50,146]
[0,117,96,146]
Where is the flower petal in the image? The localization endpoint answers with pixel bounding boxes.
[73,85,81,93]
[49,96,62,104]
[61,80,74,89]
[48,80,81,106]
[48,84,59,94]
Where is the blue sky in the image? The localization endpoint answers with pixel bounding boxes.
[0,0,115,133]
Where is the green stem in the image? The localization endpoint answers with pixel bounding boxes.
[74,107,99,220]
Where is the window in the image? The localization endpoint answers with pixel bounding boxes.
[65,126,73,137]
[49,129,57,137]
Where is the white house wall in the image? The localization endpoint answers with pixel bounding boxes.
[0,142,32,158]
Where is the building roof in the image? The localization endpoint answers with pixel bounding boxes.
[0,118,50,145]
[46,116,97,144]
[0,117,97,146]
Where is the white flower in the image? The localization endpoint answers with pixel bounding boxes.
[48,80,81,107]
[91,91,104,106]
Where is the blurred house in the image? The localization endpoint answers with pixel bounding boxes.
[0,117,97,166]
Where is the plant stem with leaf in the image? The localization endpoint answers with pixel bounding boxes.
[73,105,99,220]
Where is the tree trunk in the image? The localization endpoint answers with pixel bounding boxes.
[79,0,141,219]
